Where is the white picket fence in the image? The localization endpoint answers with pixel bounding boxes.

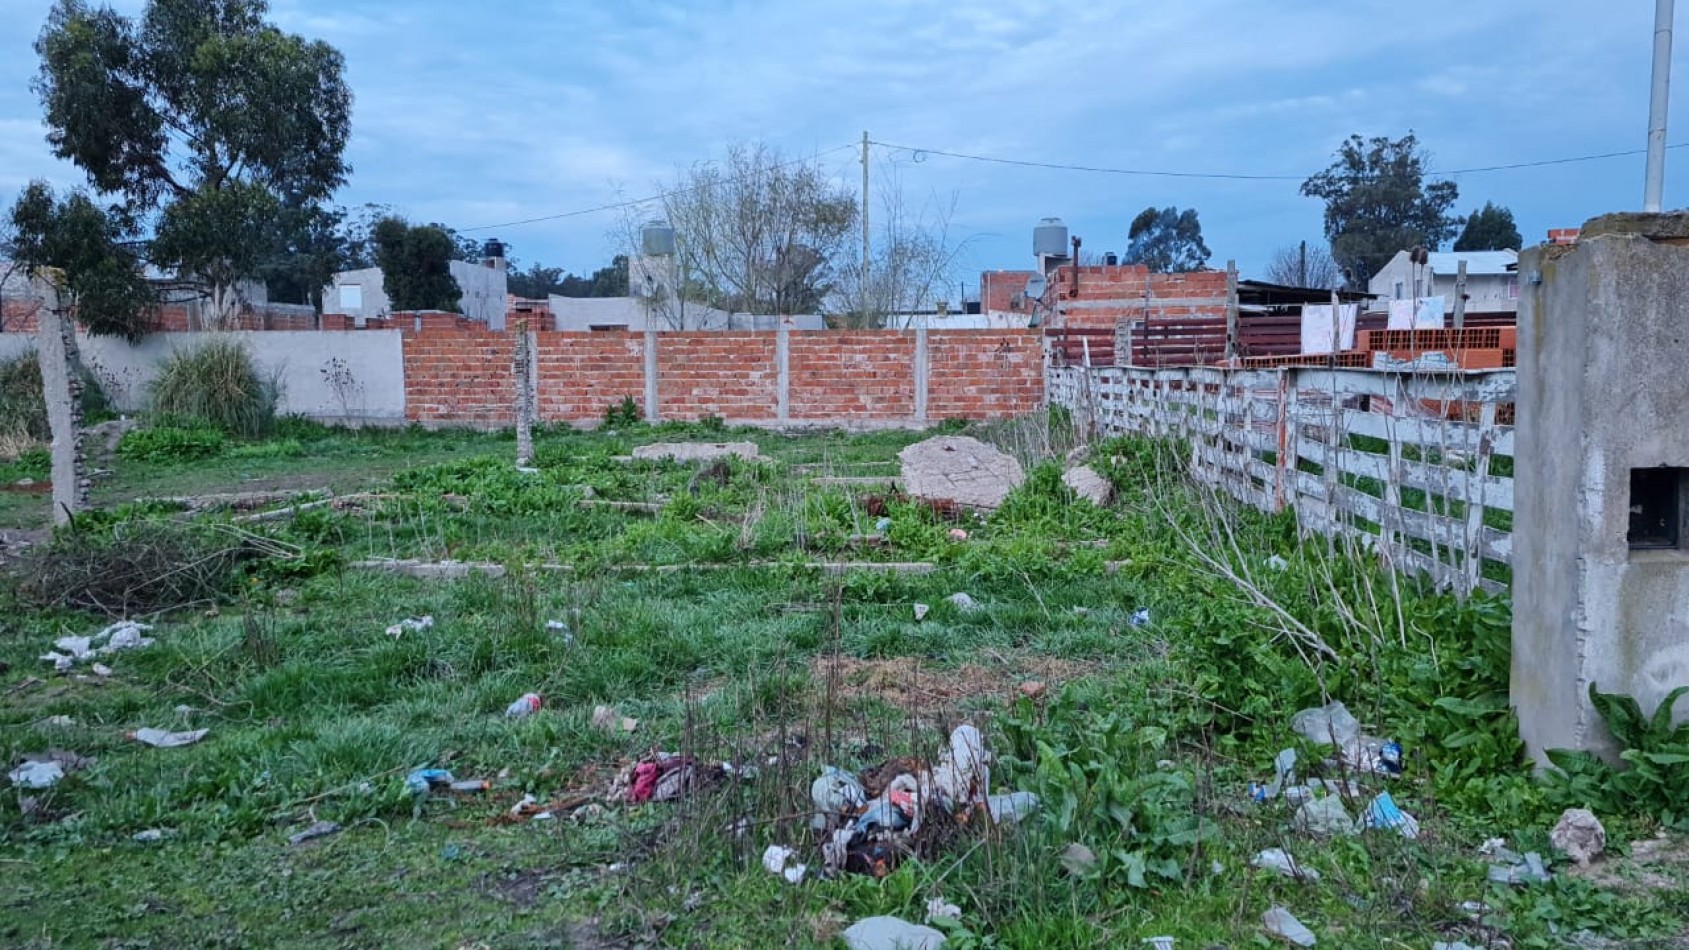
[1048,364,1518,594]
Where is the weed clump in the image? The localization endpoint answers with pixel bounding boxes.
[117,425,225,462]
[148,338,277,437]
[10,516,278,615]
[0,352,112,449]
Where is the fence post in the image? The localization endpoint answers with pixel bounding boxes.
[643,330,659,422]
[913,326,929,425]
[1225,260,1239,360]
[775,321,790,424]
[1460,399,1498,595]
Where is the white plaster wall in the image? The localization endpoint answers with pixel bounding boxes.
[67,331,407,423]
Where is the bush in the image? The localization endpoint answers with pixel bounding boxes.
[117,426,226,462]
[0,353,113,446]
[149,339,277,437]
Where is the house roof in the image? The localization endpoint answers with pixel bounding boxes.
[1427,250,1516,276]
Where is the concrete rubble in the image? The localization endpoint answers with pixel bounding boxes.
[898,436,1024,511]
[1550,808,1607,866]
[630,441,766,463]
[1061,465,1113,505]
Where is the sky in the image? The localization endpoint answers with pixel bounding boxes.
[1,0,1686,292]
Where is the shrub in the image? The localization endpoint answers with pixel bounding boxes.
[117,426,226,462]
[0,352,113,446]
[149,339,278,437]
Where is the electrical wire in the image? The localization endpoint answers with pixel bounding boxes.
[459,137,1689,233]
[868,139,1689,180]
[459,142,858,232]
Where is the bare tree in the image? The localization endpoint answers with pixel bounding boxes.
[1263,242,1342,290]
[654,143,857,320]
[830,169,973,328]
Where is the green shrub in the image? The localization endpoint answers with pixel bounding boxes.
[117,425,226,462]
[0,352,113,443]
[604,395,642,429]
[149,339,277,436]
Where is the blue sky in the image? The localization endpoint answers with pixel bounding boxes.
[2,0,1685,288]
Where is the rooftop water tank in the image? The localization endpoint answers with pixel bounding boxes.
[642,220,676,257]
[1033,217,1069,258]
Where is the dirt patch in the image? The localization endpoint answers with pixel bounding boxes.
[809,653,1100,711]
[1568,832,1689,896]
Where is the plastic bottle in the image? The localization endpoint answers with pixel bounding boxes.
[505,693,542,718]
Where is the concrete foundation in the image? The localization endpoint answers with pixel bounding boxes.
[1513,213,1689,762]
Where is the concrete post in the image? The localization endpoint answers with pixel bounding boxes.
[512,323,536,464]
[36,298,86,525]
[775,321,790,424]
[643,330,659,423]
[1514,212,1689,763]
[913,326,929,425]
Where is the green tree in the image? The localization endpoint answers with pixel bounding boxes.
[1124,206,1211,273]
[373,218,461,312]
[8,182,156,340]
[260,199,345,311]
[585,255,628,297]
[1300,132,1459,287]
[33,0,351,327]
[1453,201,1523,251]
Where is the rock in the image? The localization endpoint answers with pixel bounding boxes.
[1551,808,1607,866]
[946,592,981,613]
[1060,842,1097,875]
[898,436,1024,511]
[1061,465,1113,505]
[630,441,765,463]
[842,916,948,950]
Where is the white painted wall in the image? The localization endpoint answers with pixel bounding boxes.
[322,261,508,328]
[0,331,407,424]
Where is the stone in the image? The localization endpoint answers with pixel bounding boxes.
[1550,808,1607,866]
[630,441,766,463]
[898,436,1024,511]
[1061,465,1113,505]
[841,916,947,950]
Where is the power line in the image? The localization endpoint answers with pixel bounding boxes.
[459,142,858,233]
[869,138,1689,181]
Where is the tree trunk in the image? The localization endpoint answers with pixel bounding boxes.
[36,300,87,525]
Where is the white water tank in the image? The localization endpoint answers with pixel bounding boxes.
[1033,217,1069,258]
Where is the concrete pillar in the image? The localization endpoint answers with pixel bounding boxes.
[775,321,790,424]
[1513,212,1689,763]
[643,330,659,423]
[36,301,86,525]
[913,326,929,425]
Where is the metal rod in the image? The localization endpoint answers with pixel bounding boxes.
[1645,0,1675,212]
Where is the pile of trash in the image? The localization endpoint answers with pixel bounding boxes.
[1250,701,1417,840]
[39,620,155,672]
[806,724,1038,879]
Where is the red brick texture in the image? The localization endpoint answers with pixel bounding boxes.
[536,331,645,422]
[403,324,517,425]
[655,332,778,421]
[926,330,1044,420]
[788,330,917,421]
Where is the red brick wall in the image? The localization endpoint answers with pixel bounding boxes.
[402,324,516,425]
[980,270,1038,314]
[536,331,645,422]
[788,330,916,421]
[656,332,778,421]
[1050,264,1230,331]
[926,330,1044,420]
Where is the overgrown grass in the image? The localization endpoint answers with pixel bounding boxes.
[148,338,278,437]
[0,423,1683,947]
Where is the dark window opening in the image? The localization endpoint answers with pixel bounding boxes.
[1628,467,1684,550]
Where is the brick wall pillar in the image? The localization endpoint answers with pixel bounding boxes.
[776,322,790,423]
[913,326,929,425]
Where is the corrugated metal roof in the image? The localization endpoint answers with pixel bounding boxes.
[1427,250,1517,276]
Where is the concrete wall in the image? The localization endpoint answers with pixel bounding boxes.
[1514,217,1689,762]
[5,331,408,424]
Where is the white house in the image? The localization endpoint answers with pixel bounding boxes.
[322,260,509,328]
[1368,249,1519,315]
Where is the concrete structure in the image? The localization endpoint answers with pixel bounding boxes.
[1369,249,1519,315]
[1513,213,1689,762]
[546,295,823,332]
[0,330,409,425]
[323,260,509,328]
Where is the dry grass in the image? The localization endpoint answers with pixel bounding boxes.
[809,652,1100,711]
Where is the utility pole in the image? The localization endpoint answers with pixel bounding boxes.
[861,130,871,324]
[1645,0,1675,211]
[1452,259,1468,329]
[1298,240,1308,288]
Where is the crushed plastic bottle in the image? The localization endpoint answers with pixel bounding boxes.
[504,692,542,718]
